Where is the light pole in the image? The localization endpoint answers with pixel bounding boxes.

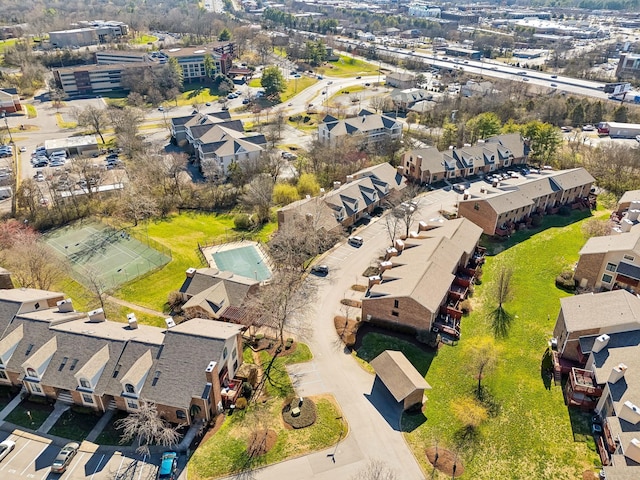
[1,112,13,144]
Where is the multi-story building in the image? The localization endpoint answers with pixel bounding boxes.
[53,63,146,96]
[317,111,402,147]
[277,163,407,234]
[616,53,640,80]
[0,88,21,114]
[162,43,234,81]
[0,289,245,425]
[402,133,528,185]
[361,218,484,337]
[457,168,594,236]
[49,21,128,48]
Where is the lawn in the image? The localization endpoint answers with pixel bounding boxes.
[25,104,37,118]
[5,398,54,430]
[317,55,380,78]
[0,38,18,54]
[48,408,101,442]
[282,76,317,101]
[353,333,437,376]
[113,212,277,312]
[131,34,158,45]
[390,212,605,479]
[188,343,346,480]
[94,411,134,446]
[173,86,220,107]
[248,78,261,88]
[0,386,16,410]
[258,343,312,398]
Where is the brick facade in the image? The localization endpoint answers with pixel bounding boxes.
[457,200,499,234]
[574,253,607,289]
[362,296,440,334]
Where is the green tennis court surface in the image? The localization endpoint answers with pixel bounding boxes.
[44,222,171,290]
[212,245,271,281]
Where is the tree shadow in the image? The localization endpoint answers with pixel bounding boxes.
[488,306,514,338]
[540,348,553,391]
[453,425,480,451]
[475,385,501,418]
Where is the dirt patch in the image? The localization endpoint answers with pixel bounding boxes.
[334,316,360,347]
[351,284,367,292]
[425,447,464,477]
[582,471,599,480]
[363,266,380,277]
[247,428,277,456]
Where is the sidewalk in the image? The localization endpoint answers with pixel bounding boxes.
[37,401,70,434]
[85,409,115,443]
[0,392,23,422]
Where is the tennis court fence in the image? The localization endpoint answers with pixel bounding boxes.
[123,227,172,260]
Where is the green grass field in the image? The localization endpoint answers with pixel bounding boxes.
[24,104,37,118]
[318,55,380,78]
[114,212,276,312]
[0,38,18,54]
[387,210,606,479]
[131,34,158,45]
[173,86,220,107]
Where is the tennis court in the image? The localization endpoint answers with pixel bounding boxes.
[44,222,171,290]
[209,243,272,282]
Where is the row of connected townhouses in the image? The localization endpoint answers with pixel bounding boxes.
[0,288,244,426]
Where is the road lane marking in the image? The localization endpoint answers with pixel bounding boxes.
[1,438,31,470]
[114,454,126,476]
[21,443,49,476]
[61,451,85,480]
[137,454,147,480]
[90,453,105,479]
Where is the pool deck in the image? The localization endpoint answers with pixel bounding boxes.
[200,240,273,282]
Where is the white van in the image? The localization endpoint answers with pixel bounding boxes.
[348,236,364,247]
[49,150,67,158]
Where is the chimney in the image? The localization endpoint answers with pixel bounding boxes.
[333,181,341,190]
[57,299,74,313]
[609,363,627,384]
[619,400,640,425]
[127,313,138,329]
[626,438,640,464]
[306,194,311,199]
[397,165,405,175]
[409,231,419,238]
[346,175,354,183]
[627,209,640,222]
[449,145,454,150]
[592,334,610,353]
[320,188,325,194]
[165,317,176,329]
[416,155,423,171]
[385,247,398,260]
[88,308,106,322]
[631,200,640,210]
[186,267,197,278]
[418,220,428,231]
[368,275,382,288]
[394,239,405,252]
[380,260,393,271]
[621,218,633,232]
[205,360,217,384]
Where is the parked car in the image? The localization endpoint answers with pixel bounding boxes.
[158,451,178,480]
[0,440,15,463]
[19,146,26,152]
[51,442,80,474]
[348,236,364,247]
[551,75,558,79]
[33,160,48,168]
[311,265,329,275]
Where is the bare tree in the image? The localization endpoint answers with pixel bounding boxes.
[72,104,109,143]
[350,459,397,480]
[0,237,64,290]
[465,336,499,398]
[393,202,418,238]
[115,401,183,456]
[241,174,274,224]
[383,210,402,245]
[83,266,108,312]
[118,187,159,226]
[488,262,514,338]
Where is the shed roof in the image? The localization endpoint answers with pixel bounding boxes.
[370,350,430,402]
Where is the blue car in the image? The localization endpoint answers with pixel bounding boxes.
[158,452,178,480]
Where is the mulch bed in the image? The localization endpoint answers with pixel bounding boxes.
[335,316,360,347]
[582,471,599,480]
[425,447,464,477]
[247,429,277,456]
[267,341,297,357]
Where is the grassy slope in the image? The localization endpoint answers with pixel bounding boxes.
[400,212,606,479]
[114,212,276,311]
[318,56,380,78]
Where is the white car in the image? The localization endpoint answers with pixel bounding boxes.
[0,440,15,462]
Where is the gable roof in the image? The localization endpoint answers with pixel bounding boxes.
[319,113,401,138]
[560,290,640,332]
[370,350,431,401]
[179,268,258,304]
[579,224,640,256]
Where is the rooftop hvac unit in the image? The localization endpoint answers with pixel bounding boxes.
[56,299,74,313]
[127,313,138,329]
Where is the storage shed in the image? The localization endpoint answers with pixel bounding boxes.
[370,350,431,411]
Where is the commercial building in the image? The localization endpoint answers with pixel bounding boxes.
[53,63,139,96]
[444,46,482,60]
[0,89,21,114]
[385,72,416,89]
[44,135,99,156]
[162,43,234,80]
[49,21,129,48]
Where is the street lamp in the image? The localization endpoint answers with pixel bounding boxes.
[1,112,13,144]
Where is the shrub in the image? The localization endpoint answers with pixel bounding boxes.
[530,214,543,227]
[340,298,362,308]
[460,299,473,315]
[282,397,316,428]
[167,290,184,312]
[241,382,253,399]
[558,205,571,216]
[235,397,248,410]
[555,270,576,292]
[234,213,253,231]
[255,333,264,341]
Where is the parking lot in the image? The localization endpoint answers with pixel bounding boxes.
[0,429,168,480]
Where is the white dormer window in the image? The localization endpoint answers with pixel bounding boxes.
[223,347,228,360]
[125,383,135,394]
[26,367,37,378]
[79,378,91,389]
